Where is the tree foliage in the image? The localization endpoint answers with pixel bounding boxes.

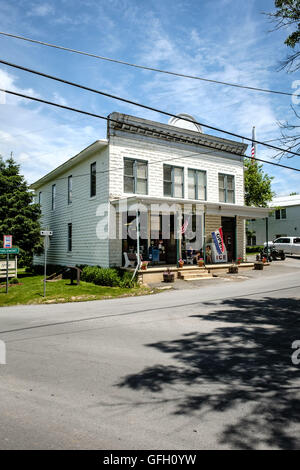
[244,159,274,207]
[0,155,43,266]
[269,0,300,71]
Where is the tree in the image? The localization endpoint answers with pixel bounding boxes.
[0,155,43,266]
[244,159,274,207]
[269,0,300,72]
[268,1,300,158]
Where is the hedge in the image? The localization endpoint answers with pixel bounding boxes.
[246,245,264,253]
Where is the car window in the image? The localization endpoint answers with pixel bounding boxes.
[275,238,290,243]
[294,238,300,244]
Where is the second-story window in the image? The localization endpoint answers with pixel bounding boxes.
[163,165,184,198]
[188,169,207,200]
[68,175,72,205]
[275,208,287,219]
[90,162,96,197]
[219,174,235,203]
[51,184,56,210]
[124,158,148,194]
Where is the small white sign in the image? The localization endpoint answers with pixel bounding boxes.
[40,230,53,236]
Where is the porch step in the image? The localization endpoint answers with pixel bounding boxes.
[178,268,213,281]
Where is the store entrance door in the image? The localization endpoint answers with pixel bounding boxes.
[221,216,236,262]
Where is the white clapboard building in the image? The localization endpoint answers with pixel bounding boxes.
[30,112,268,268]
[247,194,300,245]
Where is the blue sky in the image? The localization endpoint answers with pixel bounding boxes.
[0,0,299,195]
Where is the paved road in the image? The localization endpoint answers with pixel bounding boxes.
[0,258,300,449]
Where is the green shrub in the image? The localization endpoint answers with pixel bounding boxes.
[9,277,19,284]
[94,268,120,287]
[246,245,264,253]
[119,271,137,288]
[81,266,121,287]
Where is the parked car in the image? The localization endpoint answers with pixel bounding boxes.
[265,237,300,255]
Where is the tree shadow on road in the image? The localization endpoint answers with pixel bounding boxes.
[118,296,300,449]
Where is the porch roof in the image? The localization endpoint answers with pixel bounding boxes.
[110,196,270,219]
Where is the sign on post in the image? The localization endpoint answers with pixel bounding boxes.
[40,230,53,297]
[3,235,12,249]
[0,248,19,255]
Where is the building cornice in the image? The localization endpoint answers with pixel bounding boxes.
[108,112,248,156]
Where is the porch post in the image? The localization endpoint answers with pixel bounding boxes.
[266,216,269,258]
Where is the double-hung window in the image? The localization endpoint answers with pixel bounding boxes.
[275,208,287,220]
[90,162,96,197]
[68,175,72,205]
[163,165,184,198]
[219,174,235,203]
[188,169,206,200]
[51,184,56,210]
[124,158,148,194]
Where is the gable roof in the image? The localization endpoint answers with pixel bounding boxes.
[30,139,108,190]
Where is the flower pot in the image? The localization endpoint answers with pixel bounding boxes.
[197,260,204,267]
[228,265,238,274]
[254,262,264,270]
[163,273,175,283]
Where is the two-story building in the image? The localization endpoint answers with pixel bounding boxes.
[247,194,300,245]
[31,112,269,269]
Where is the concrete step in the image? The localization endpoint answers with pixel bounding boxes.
[184,276,214,281]
[178,271,213,280]
[178,268,210,280]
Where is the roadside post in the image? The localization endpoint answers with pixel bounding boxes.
[40,230,53,297]
[3,235,12,294]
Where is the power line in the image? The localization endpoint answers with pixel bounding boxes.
[0,30,296,98]
[1,87,298,173]
[1,58,300,158]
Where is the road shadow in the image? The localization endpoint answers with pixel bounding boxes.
[117,296,300,449]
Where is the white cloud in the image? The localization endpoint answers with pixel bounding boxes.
[27,3,55,17]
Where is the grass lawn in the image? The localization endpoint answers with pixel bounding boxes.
[0,272,153,307]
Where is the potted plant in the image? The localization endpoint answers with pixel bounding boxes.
[197,258,204,267]
[228,264,238,274]
[163,268,175,283]
[178,258,184,268]
[237,257,242,265]
[141,261,149,270]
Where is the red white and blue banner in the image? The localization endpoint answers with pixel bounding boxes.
[211,228,227,263]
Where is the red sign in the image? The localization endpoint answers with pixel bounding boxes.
[3,235,12,249]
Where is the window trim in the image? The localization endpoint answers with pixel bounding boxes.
[51,184,56,211]
[218,173,235,203]
[68,175,72,205]
[163,164,184,198]
[90,162,96,198]
[123,157,148,195]
[67,223,72,252]
[188,168,207,201]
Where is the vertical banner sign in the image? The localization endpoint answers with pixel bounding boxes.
[211,228,227,263]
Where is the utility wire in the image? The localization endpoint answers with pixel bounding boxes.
[1,87,298,173]
[0,30,297,98]
[1,58,300,158]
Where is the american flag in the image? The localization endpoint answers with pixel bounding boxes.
[181,218,189,234]
[251,126,256,162]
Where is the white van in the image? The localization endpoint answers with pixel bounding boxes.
[270,237,300,255]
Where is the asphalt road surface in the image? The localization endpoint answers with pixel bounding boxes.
[0,258,300,449]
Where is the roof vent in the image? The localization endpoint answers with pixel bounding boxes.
[168,113,202,133]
